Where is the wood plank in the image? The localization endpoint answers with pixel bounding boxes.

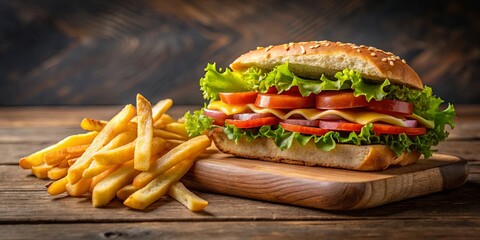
[0,127,83,144]
[1,165,479,223]
[2,219,480,240]
[183,153,469,210]
[436,140,480,161]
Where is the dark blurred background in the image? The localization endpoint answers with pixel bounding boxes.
[0,0,479,106]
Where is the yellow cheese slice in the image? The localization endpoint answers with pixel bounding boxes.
[247,104,408,127]
[407,113,435,129]
[207,101,251,115]
[207,101,435,129]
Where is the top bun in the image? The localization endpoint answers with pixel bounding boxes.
[230,41,423,90]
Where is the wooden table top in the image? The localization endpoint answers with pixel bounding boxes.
[1,105,479,239]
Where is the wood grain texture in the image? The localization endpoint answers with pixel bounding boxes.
[0,164,479,223]
[183,153,468,210]
[2,220,480,240]
[0,0,479,106]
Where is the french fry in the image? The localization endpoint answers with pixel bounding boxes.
[47,167,68,180]
[32,163,55,179]
[89,165,120,193]
[68,104,136,184]
[165,139,185,149]
[66,178,92,197]
[19,131,98,169]
[153,114,174,129]
[116,184,137,201]
[151,98,173,122]
[82,129,135,178]
[58,158,70,168]
[135,94,154,171]
[164,122,188,139]
[80,118,137,132]
[21,96,210,212]
[43,152,66,166]
[94,137,167,166]
[44,144,90,166]
[92,160,140,207]
[47,176,68,195]
[124,159,194,210]
[101,130,137,150]
[82,129,137,176]
[82,160,112,179]
[133,135,211,189]
[153,129,187,140]
[168,182,208,211]
[67,158,78,167]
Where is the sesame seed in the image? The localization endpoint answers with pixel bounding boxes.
[325,43,331,46]
[368,47,374,51]
[381,58,387,62]
[289,42,294,46]
[356,49,361,53]
[352,46,360,49]
[265,45,273,52]
[300,45,306,54]
[389,61,394,66]
[283,44,289,50]
[257,46,264,50]
[402,59,407,64]
[309,45,319,49]
[360,45,365,48]
[371,52,376,57]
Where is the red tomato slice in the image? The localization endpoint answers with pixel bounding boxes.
[255,93,315,109]
[280,122,329,136]
[225,117,279,128]
[282,119,319,127]
[266,86,301,95]
[203,109,231,125]
[219,91,258,105]
[367,99,413,115]
[319,120,426,136]
[233,113,275,120]
[316,90,368,109]
[318,120,364,132]
[373,124,426,136]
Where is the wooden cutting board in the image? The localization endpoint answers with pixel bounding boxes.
[183,150,469,210]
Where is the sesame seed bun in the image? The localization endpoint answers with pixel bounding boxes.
[230,41,423,90]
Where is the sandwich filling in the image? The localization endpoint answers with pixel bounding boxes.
[185,63,455,158]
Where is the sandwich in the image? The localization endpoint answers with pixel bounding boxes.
[184,41,455,171]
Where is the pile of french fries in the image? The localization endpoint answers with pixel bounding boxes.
[19,94,211,211]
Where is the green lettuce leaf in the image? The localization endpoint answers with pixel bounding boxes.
[222,123,442,157]
[385,85,456,157]
[183,108,213,137]
[256,64,391,101]
[200,62,391,101]
[200,63,260,101]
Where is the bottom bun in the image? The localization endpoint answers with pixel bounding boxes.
[210,129,421,171]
